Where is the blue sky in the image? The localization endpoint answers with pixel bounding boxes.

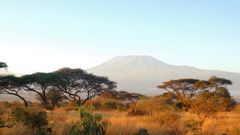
[0,0,240,74]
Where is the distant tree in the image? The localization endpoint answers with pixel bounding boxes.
[0,62,7,69]
[192,77,235,117]
[208,76,232,90]
[0,75,28,107]
[55,68,116,106]
[158,79,200,110]
[158,77,235,112]
[20,72,68,107]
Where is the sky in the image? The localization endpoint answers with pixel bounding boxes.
[0,0,240,74]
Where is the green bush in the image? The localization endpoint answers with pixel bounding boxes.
[12,107,51,135]
[79,106,108,135]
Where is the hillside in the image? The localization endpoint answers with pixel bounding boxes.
[88,55,240,96]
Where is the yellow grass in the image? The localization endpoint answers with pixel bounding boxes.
[1,105,240,135]
[46,108,240,135]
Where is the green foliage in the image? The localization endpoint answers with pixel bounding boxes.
[184,119,203,135]
[21,72,68,90]
[65,123,82,135]
[55,68,116,106]
[0,62,7,69]
[20,72,68,107]
[12,107,51,135]
[79,106,108,135]
[158,76,236,115]
[61,106,108,135]
[0,75,29,107]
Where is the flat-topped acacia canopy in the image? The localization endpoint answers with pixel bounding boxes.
[0,62,7,69]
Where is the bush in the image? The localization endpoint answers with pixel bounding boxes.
[0,111,15,128]
[102,101,117,110]
[79,106,109,135]
[184,119,203,135]
[157,110,183,135]
[128,95,178,116]
[117,103,129,111]
[191,89,236,118]
[12,107,51,135]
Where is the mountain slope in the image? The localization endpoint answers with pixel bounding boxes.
[88,55,240,96]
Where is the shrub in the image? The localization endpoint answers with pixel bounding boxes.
[157,110,183,134]
[103,101,117,110]
[184,119,203,135]
[79,106,109,135]
[0,104,15,129]
[128,95,178,116]
[192,90,236,118]
[117,103,129,111]
[12,107,51,135]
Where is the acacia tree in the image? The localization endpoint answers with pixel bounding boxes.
[0,62,7,69]
[20,72,68,106]
[208,76,232,91]
[158,79,200,110]
[55,68,116,106]
[191,77,235,117]
[158,77,235,112]
[0,75,28,107]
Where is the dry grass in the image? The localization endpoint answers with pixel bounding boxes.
[1,104,240,135]
[47,108,240,135]
[103,111,174,135]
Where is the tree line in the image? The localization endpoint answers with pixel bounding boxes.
[0,67,116,108]
[158,76,236,117]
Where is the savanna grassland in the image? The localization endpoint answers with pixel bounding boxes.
[0,67,240,135]
[0,99,240,135]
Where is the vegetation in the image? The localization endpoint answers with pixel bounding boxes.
[0,68,116,109]
[0,62,7,70]
[55,68,116,106]
[0,64,239,135]
[12,107,51,135]
[0,111,14,129]
[0,76,29,107]
[158,77,236,114]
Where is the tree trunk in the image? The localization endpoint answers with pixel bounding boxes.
[16,95,28,107]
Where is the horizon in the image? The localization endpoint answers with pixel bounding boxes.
[1,54,240,74]
[1,1,240,74]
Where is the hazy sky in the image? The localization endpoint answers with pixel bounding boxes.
[0,0,240,74]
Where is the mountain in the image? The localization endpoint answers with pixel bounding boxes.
[88,55,240,96]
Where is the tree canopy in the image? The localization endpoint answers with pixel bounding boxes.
[20,72,68,106]
[0,68,117,108]
[158,77,234,111]
[0,75,28,107]
[55,68,116,105]
[0,62,7,69]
